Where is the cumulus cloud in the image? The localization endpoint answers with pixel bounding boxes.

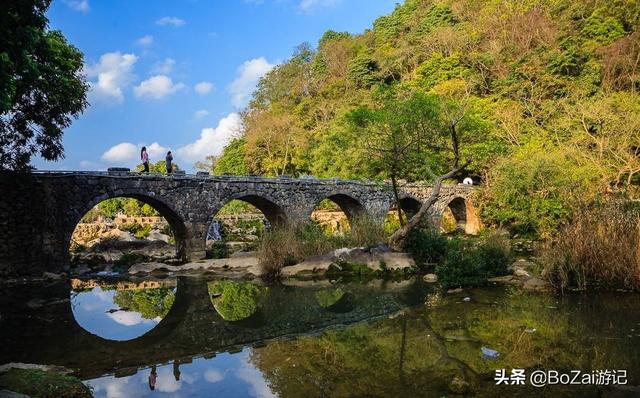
[152,58,176,75]
[156,16,186,27]
[194,81,214,95]
[228,57,275,108]
[134,75,185,100]
[137,35,154,46]
[176,113,242,164]
[299,0,341,12]
[101,142,138,163]
[63,0,89,13]
[106,311,155,326]
[204,369,224,383]
[101,141,168,165]
[85,52,138,104]
[237,353,276,398]
[194,109,210,119]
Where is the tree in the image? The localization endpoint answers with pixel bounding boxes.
[347,91,442,225]
[195,155,216,173]
[214,138,248,175]
[386,90,476,250]
[0,0,88,171]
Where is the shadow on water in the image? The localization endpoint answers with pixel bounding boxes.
[1,275,640,397]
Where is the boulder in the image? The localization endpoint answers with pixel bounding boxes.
[449,377,470,394]
[423,274,438,283]
[523,277,550,291]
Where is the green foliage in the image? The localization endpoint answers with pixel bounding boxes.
[582,9,626,45]
[120,223,151,239]
[136,159,180,173]
[206,241,229,259]
[207,282,262,321]
[214,138,248,175]
[113,288,176,319]
[435,234,511,288]
[94,198,160,219]
[403,226,449,268]
[0,0,88,171]
[347,53,380,88]
[0,368,92,398]
[415,52,468,90]
[481,143,598,237]
[315,288,346,308]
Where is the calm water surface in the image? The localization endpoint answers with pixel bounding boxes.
[1,276,640,397]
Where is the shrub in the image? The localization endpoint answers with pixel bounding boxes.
[0,368,92,398]
[435,233,511,288]
[403,226,449,269]
[542,200,640,291]
[206,241,230,259]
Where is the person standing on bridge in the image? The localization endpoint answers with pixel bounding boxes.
[141,146,150,173]
[166,151,173,174]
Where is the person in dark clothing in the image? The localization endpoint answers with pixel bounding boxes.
[141,146,149,172]
[166,151,173,174]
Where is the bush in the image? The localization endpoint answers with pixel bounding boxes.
[120,223,151,239]
[0,368,92,398]
[435,233,511,288]
[206,241,230,259]
[542,200,640,291]
[403,226,449,269]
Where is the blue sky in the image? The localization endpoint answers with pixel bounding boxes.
[37,0,398,172]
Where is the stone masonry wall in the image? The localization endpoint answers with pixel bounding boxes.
[0,172,477,276]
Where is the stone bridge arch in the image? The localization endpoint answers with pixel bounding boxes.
[434,195,481,235]
[69,190,191,260]
[309,192,367,225]
[217,192,288,226]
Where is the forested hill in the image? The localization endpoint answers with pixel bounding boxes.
[214,0,639,236]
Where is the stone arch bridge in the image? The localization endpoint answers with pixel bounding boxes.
[0,171,479,275]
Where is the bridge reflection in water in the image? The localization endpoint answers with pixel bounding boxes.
[0,276,427,381]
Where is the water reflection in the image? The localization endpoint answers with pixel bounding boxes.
[87,349,274,398]
[70,280,177,341]
[2,277,640,397]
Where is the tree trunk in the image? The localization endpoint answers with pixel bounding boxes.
[391,173,405,226]
[388,164,466,251]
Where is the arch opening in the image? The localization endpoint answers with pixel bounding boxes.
[70,196,188,268]
[311,194,366,236]
[441,197,480,235]
[70,277,178,341]
[384,197,422,234]
[205,196,286,259]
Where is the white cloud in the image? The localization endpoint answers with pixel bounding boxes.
[101,142,138,163]
[101,142,168,164]
[85,52,138,104]
[156,16,186,27]
[63,0,89,13]
[194,81,214,95]
[134,75,185,100]
[299,0,341,12]
[204,369,224,383]
[194,110,210,119]
[229,57,275,108]
[146,142,170,159]
[137,35,154,46]
[176,113,242,164]
[152,58,176,75]
[237,353,276,398]
[107,311,157,326]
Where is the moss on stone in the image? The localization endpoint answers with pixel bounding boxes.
[0,368,92,398]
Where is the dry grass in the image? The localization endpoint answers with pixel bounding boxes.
[542,200,640,291]
[257,215,387,279]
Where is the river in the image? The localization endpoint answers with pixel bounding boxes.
[1,276,639,397]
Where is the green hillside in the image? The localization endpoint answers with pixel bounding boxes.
[215,0,639,236]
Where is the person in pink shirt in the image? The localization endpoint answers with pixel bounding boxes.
[141,146,149,172]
